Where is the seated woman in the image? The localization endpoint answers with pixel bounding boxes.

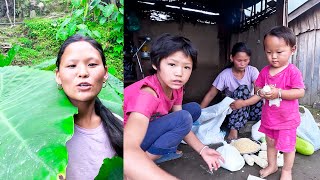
[201,42,262,141]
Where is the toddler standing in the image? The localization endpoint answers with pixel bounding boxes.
[255,26,305,180]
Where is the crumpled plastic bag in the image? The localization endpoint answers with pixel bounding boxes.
[247,174,265,180]
[251,120,265,141]
[216,141,245,172]
[191,97,234,145]
[297,106,320,151]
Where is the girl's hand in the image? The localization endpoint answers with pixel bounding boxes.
[200,147,224,172]
[230,100,245,110]
[264,86,279,100]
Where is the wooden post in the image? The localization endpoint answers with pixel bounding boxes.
[4,0,13,26]
[13,0,15,26]
[276,0,288,26]
[217,11,232,70]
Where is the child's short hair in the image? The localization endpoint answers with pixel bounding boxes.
[150,33,197,73]
[264,26,296,47]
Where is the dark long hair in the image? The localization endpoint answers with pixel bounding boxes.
[224,42,252,69]
[95,98,123,157]
[56,34,123,157]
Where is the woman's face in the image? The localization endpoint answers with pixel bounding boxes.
[230,52,250,71]
[56,41,107,104]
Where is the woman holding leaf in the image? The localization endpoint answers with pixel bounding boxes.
[55,34,123,179]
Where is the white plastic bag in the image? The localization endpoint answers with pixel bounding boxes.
[251,120,265,141]
[216,141,245,172]
[191,97,234,145]
[247,174,265,180]
[297,106,320,151]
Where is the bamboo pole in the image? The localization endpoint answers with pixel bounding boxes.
[13,0,16,26]
[4,0,13,26]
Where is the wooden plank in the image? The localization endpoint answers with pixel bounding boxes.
[316,9,320,29]
[297,18,303,35]
[293,20,300,35]
[303,32,312,105]
[310,30,316,81]
[295,34,301,76]
[291,34,298,64]
[313,9,319,30]
[290,21,298,64]
[312,30,320,104]
[309,9,315,30]
[297,33,308,104]
[294,35,300,68]
[307,30,317,106]
[300,15,310,33]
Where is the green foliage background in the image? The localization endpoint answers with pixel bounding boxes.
[1,0,123,80]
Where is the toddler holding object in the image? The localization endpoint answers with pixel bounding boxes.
[255,26,305,180]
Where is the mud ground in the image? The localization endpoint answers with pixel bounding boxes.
[159,106,320,180]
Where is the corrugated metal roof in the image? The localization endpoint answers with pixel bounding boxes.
[126,0,277,31]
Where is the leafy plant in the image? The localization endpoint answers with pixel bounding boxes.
[12,18,63,66]
[56,0,123,41]
[56,0,124,79]
[18,37,33,48]
[0,66,123,178]
[0,45,20,67]
[95,157,123,180]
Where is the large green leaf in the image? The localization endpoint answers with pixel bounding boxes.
[33,58,57,71]
[98,73,123,117]
[106,73,123,97]
[0,66,78,179]
[95,157,123,180]
[0,45,20,67]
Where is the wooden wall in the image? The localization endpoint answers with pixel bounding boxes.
[290,5,320,106]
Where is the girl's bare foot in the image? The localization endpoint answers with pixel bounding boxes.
[280,169,292,180]
[147,150,183,161]
[260,165,278,178]
[227,129,238,141]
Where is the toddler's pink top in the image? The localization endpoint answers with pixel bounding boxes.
[124,74,183,125]
[255,64,305,130]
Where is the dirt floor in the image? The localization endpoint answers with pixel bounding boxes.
[159,106,320,180]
